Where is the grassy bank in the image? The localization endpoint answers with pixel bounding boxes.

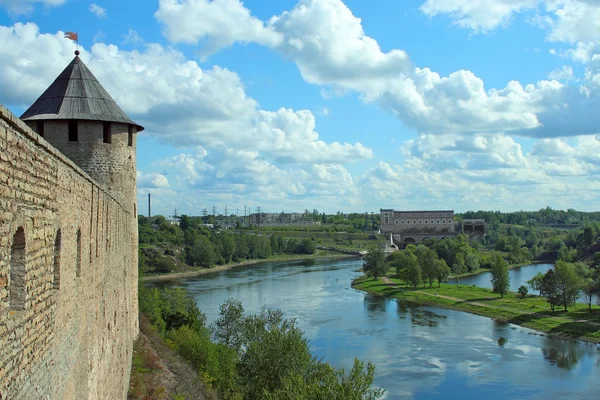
[352,275,600,343]
[142,251,356,282]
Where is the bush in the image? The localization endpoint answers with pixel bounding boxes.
[518,285,529,299]
[155,258,177,273]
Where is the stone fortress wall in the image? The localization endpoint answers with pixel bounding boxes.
[0,105,138,399]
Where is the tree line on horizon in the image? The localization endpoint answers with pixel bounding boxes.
[138,215,316,274]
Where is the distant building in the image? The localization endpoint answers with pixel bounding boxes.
[463,219,487,237]
[380,209,457,247]
[248,212,318,226]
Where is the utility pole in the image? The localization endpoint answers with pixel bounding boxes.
[148,193,151,218]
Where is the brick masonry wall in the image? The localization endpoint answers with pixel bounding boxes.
[0,105,138,400]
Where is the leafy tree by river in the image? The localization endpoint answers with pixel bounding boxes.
[490,254,510,298]
[139,286,385,399]
[363,244,386,280]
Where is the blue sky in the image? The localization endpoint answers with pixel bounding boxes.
[2,0,600,217]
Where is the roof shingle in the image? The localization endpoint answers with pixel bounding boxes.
[20,55,144,131]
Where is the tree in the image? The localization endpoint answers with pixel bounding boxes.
[238,309,313,399]
[434,259,451,287]
[362,245,386,280]
[415,245,437,287]
[451,253,467,287]
[391,251,419,287]
[518,285,529,299]
[554,261,582,312]
[404,260,422,288]
[540,269,560,312]
[211,298,245,351]
[300,238,316,254]
[220,233,236,264]
[464,252,480,273]
[574,263,598,313]
[490,254,510,298]
[527,272,545,295]
[186,236,216,268]
[264,359,385,400]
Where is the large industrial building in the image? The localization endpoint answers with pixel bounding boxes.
[380,209,457,247]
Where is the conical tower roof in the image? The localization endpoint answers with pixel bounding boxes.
[21,53,144,131]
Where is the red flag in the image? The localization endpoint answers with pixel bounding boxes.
[64,32,78,41]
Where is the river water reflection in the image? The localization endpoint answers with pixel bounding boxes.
[152,258,600,399]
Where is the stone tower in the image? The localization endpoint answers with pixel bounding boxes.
[19,51,143,335]
[20,51,143,215]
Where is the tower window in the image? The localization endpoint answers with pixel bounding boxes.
[10,227,26,310]
[53,230,61,290]
[68,120,78,142]
[128,125,134,147]
[76,229,82,278]
[36,121,44,137]
[103,122,112,144]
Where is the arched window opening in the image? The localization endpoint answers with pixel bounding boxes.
[10,227,26,310]
[76,229,82,278]
[53,230,61,290]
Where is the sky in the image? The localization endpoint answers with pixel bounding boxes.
[1,0,600,217]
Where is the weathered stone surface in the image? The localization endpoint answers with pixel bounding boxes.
[0,105,138,400]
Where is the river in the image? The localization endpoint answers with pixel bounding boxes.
[151,258,600,399]
[459,263,554,292]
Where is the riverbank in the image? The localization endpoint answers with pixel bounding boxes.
[142,252,357,282]
[352,275,600,344]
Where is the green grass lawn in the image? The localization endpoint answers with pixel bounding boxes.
[352,275,600,342]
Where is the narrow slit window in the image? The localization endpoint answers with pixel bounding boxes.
[68,120,78,142]
[36,121,44,137]
[128,125,134,147]
[103,122,112,144]
[53,230,61,290]
[10,227,26,310]
[76,229,82,278]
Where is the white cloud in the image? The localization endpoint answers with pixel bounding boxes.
[0,22,370,168]
[548,65,574,81]
[542,0,600,44]
[89,3,107,18]
[268,0,411,89]
[92,31,105,43]
[419,0,539,32]
[155,148,357,204]
[123,29,144,45]
[0,0,66,14]
[137,171,170,188]
[154,0,282,59]
[360,132,600,211]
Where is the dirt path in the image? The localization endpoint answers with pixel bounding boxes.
[380,276,600,327]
